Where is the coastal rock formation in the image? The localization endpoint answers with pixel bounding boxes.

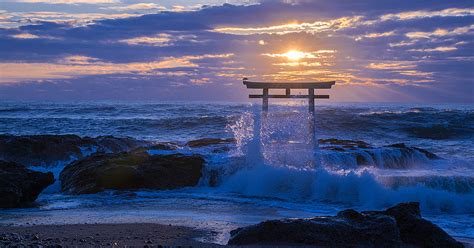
[228,202,462,247]
[319,139,441,169]
[186,138,235,148]
[0,160,55,208]
[60,150,205,194]
[0,135,146,167]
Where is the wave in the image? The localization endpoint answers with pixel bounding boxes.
[217,164,474,214]
[0,107,32,113]
[402,124,473,140]
[321,145,437,169]
[330,111,473,140]
[216,109,474,214]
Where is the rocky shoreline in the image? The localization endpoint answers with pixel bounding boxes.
[0,203,470,247]
[0,223,211,247]
[0,134,447,207]
[228,202,464,247]
[0,134,468,247]
[0,160,54,208]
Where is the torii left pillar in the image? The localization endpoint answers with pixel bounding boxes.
[243,78,336,167]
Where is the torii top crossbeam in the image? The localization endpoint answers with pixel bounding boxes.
[243,78,336,112]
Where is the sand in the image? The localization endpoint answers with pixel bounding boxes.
[0,223,219,247]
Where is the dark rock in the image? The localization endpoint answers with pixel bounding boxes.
[186,138,235,148]
[0,135,146,167]
[229,210,400,247]
[413,147,442,160]
[319,138,372,149]
[320,139,442,169]
[377,202,462,248]
[356,154,371,165]
[147,143,178,150]
[385,143,441,161]
[0,161,54,208]
[60,150,204,194]
[228,202,463,248]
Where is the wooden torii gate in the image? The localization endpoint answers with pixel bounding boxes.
[243,78,336,112]
[243,78,336,167]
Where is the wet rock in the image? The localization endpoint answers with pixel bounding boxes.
[229,208,400,247]
[60,150,205,194]
[186,138,235,148]
[319,139,441,169]
[0,160,55,208]
[228,202,463,247]
[147,143,178,151]
[385,143,441,160]
[319,138,372,149]
[367,202,463,248]
[0,135,146,167]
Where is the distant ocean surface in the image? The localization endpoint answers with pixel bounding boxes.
[0,101,473,243]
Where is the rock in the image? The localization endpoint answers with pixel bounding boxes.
[60,150,205,194]
[319,138,372,149]
[229,209,400,247]
[319,139,442,169]
[370,202,463,248]
[228,202,463,248]
[385,143,441,160]
[0,135,146,167]
[0,161,55,208]
[413,147,442,160]
[186,138,235,148]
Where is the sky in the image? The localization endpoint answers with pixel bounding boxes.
[0,0,473,102]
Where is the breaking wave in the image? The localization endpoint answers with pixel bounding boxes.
[213,109,474,214]
[218,165,474,214]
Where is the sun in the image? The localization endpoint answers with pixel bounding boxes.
[283,50,305,61]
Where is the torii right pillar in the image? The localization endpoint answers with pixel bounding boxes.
[243,79,336,167]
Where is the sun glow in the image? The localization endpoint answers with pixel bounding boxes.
[283,50,306,61]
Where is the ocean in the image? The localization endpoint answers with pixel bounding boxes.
[0,101,473,244]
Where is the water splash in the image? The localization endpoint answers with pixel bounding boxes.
[229,105,321,170]
[221,105,474,214]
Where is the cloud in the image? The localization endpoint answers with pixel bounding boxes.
[102,3,166,11]
[273,61,322,67]
[366,62,416,70]
[118,34,172,46]
[409,46,458,52]
[262,50,336,59]
[380,8,474,21]
[12,0,118,3]
[0,53,233,83]
[0,1,472,102]
[355,31,395,40]
[1,11,141,27]
[10,33,40,39]
[406,24,474,39]
[213,16,364,35]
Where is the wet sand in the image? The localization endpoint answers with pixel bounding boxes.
[0,223,219,247]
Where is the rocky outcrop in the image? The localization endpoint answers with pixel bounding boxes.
[0,160,55,208]
[0,135,146,167]
[319,138,372,149]
[186,138,235,148]
[228,202,463,248]
[60,150,205,194]
[319,139,441,169]
[370,202,463,248]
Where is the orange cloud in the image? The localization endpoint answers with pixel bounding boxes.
[0,54,233,84]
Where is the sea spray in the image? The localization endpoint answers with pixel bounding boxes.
[219,107,474,214]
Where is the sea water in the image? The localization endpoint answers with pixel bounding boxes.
[0,101,473,244]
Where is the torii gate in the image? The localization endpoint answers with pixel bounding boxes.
[242,78,336,112]
[243,78,336,167]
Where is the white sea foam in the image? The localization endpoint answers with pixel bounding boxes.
[216,109,474,214]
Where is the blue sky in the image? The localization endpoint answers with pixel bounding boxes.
[0,0,473,102]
